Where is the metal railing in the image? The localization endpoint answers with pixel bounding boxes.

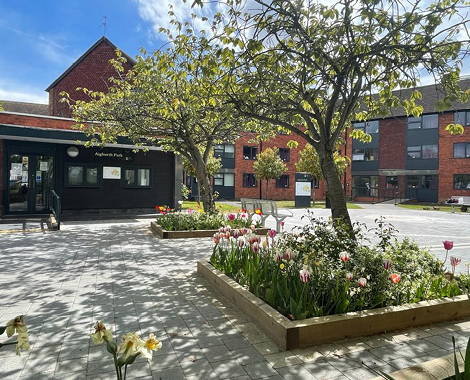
[49,190,61,230]
[352,187,410,204]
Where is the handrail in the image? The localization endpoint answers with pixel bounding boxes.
[50,190,61,230]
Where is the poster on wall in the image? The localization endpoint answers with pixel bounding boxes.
[295,181,311,196]
[39,161,48,171]
[10,163,22,177]
[103,166,121,179]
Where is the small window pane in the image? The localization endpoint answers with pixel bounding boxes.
[68,166,83,185]
[408,122,421,130]
[354,122,365,130]
[86,168,98,184]
[422,115,438,129]
[224,145,235,158]
[352,149,364,161]
[454,174,470,189]
[214,178,223,186]
[138,169,150,186]
[454,144,466,158]
[224,173,234,187]
[407,146,421,159]
[125,170,136,185]
[365,121,379,134]
[455,111,466,125]
[422,145,438,159]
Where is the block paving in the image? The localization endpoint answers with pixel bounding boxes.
[0,217,469,379]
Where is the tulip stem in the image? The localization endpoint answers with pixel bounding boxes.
[113,352,122,380]
[124,364,128,380]
[0,341,18,347]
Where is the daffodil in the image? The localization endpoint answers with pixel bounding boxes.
[15,331,30,356]
[5,316,27,337]
[117,332,144,360]
[90,321,113,345]
[139,333,162,362]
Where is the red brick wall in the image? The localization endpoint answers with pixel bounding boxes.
[234,132,329,201]
[379,117,406,169]
[49,41,133,118]
[0,113,76,130]
[438,112,470,202]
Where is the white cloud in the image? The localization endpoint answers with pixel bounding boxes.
[0,80,48,104]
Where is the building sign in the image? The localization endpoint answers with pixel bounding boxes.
[103,166,121,179]
[94,149,133,161]
[295,182,311,196]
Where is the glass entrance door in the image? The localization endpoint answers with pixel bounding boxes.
[7,154,54,214]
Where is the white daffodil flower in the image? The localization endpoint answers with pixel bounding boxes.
[139,333,162,362]
[15,331,30,356]
[5,316,28,338]
[90,321,113,345]
[117,332,144,360]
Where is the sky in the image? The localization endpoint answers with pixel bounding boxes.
[0,0,214,104]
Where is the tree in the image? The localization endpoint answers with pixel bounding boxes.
[212,0,470,230]
[296,145,350,181]
[253,147,287,199]
[62,14,240,213]
[182,153,221,202]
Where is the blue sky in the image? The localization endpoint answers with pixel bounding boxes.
[0,0,214,104]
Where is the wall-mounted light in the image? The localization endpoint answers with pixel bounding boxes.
[67,146,79,158]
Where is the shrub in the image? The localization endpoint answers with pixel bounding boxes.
[210,214,462,320]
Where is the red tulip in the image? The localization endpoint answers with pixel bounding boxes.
[443,241,454,251]
[228,214,235,221]
[358,278,367,287]
[390,273,401,284]
[268,229,277,239]
[339,252,350,262]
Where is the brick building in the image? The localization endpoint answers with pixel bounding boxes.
[0,37,181,216]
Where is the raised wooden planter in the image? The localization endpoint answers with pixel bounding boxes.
[150,222,270,239]
[198,259,470,351]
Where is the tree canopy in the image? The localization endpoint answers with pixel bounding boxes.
[253,147,288,199]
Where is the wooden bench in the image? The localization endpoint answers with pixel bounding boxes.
[240,198,293,232]
[445,196,470,213]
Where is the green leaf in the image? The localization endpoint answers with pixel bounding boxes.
[453,336,463,380]
[125,352,141,365]
[106,339,117,355]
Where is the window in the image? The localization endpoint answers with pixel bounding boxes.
[123,168,151,188]
[312,178,320,189]
[407,114,438,130]
[353,120,379,133]
[243,173,257,187]
[454,174,470,189]
[352,148,378,161]
[214,144,235,159]
[67,165,99,187]
[213,173,234,187]
[454,143,470,158]
[407,175,438,189]
[276,174,290,188]
[455,111,470,126]
[407,145,438,159]
[386,176,398,189]
[279,148,290,162]
[352,175,378,197]
[243,146,258,160]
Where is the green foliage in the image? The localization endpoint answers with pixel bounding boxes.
[210,214,467,320]
[181,184,190,201]
[182,154,221,178]
[296,144,350,180]
[156,210,261,231]
[253,148,287,181]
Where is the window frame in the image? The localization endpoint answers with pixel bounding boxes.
[243,146,258,160]
[453,143,470,158]
[353,120,379,134]
[278,148,290,162]
[242,173,257,188]
[407,114,439,130]
[214,144,235,159]
[407,145,438,159]
[453,174,470,190]
[352,148,378,161]
[66,164,102,188]
[122,166,152,189]
[454,111,470,127]
[275,174,290,188]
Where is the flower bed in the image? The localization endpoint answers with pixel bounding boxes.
[201,213,470,348]
[151,222,269,239]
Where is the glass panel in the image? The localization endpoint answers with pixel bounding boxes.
[365,121,379,134]
[138,169,150,186]
[35,156,53,212]
[424,175,438,189]
[8,154,29,212]
[407,146,421,159]
[125,169,135,185]
[354,122,365,130]
[352,149,364,161]
[386,176,398,189]
[407,175,422,188]
[224,173,234,187]
[86,168,98,184]
[422,114,438,129]
[455,111,466,125]
[364,148,377,161]
[467,144,470,158]
[454,143,466,158]
[68,166,83,186]
[224,145,235,158]
[422,145,438,159]
[408,122,421,130]
[214,179,223,186]
[454,175,470,189]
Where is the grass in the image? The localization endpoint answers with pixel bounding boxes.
[181,200,362,211]
[397,203,466,213]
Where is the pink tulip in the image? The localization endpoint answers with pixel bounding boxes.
[225,225,232,233]
[238,237,245,247]
[213,234,219,244]
[358,278,367,288]
[346,272,353,281]
[275,252,283,262]
[241,227,248,235]
[242,214,246,218]
[228,214,235,221]
[268,229,277,239]
[219,227,225,233]
[284,249,295,261]
[300,269,311,283]
[250,225,255,230]
[252,242,259,253]
[188,209,193,214]
[383,259,392,270]
[443,241,454,251]
[450,256,461,267]
[225,232,230,240]
[339,252,350,262]
[232,229,240,239]
[280,221,285,227]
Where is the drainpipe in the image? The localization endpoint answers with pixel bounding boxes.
[259,140,263,199]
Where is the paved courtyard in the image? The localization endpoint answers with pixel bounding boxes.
[0,204,469,380]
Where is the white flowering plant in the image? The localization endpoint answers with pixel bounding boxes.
[90,321,162,380]
[211,214,464,321]
[0,315,30,356]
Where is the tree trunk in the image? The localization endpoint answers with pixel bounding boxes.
[194,159,216,213]
[265,180,269,200]
[319,149,353,232]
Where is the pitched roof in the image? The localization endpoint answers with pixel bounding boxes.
[0,100,49,115]
[45,36,136,92]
